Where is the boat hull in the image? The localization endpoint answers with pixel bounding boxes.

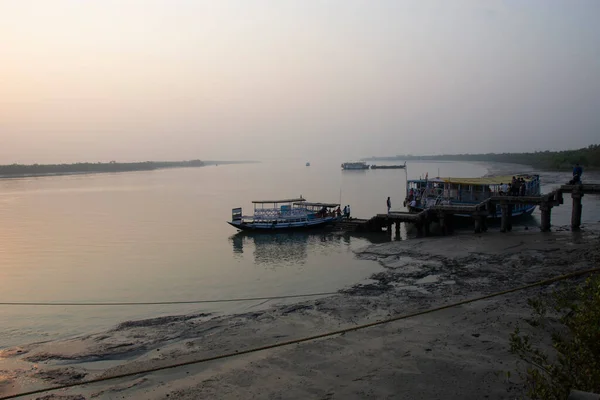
[370,165,406,169]
[227,217,339,231]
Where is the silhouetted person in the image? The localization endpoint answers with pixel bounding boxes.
[387,197,391,214]
[571,163,583,184]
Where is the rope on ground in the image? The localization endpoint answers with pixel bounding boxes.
[0,283,424,307]
[0,292,341,306]
[2,267,598,400]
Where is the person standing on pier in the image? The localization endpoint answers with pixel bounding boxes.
[387,197,391,214]
[571,163,583,184]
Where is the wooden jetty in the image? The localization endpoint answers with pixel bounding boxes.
[339,184,600,235]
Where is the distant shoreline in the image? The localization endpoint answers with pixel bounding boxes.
[361,145,599,171]
[0,160,259,179]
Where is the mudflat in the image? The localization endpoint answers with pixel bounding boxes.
[1,224,599,399]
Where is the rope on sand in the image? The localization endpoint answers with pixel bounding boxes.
[2,267,599,400]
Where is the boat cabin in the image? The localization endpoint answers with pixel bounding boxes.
[293,202,341,218]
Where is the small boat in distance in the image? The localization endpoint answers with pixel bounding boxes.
[371,162,406,170]
[341,161,369,170]
[306,162,310,166]
[228,198,341,231]
[404,174,541,219]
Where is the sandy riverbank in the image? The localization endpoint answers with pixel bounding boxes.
[1,223,600,399]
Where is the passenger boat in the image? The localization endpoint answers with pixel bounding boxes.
[227,198,341,231]
[404,175,541,219]
[341,161,369,170]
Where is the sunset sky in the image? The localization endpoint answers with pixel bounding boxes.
[1,0,599,163]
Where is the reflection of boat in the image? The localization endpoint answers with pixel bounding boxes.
[229,231,342,266]
[404,174,541,219]
[227,198,341,231]
[370,162,406,169]
[341,161,369,170]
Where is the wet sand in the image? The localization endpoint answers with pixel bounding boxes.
[2,222,600,399]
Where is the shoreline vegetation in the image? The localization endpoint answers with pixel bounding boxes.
[0,159,257,178]
[362,144,600,171]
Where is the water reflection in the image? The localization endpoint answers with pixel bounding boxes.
[230,231,350,266]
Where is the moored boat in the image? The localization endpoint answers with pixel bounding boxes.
[404,175,541,219]
[370,162,406,170]
[227,198,341,231]
[341,161,369,170]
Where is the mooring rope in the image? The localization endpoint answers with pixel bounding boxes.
[0,291,340,307]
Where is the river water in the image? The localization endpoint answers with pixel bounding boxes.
[0,159,597,348]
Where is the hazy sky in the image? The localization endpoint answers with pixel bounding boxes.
[1,0,599,163]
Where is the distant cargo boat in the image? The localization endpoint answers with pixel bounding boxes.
[227,198,341,231]
[341,161,369,170]
[370,162,406,170]
[404,174,541,219]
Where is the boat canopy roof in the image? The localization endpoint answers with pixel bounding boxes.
[408,175,538,186]
[294,202,339,208]
[252,198,305,204]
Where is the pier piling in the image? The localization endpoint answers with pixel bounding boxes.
[500,204,512,233]
[571,188,583,231]
[349,184,599,236]
[540,203,552,232]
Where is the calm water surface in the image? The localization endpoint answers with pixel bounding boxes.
[0,159,596,347]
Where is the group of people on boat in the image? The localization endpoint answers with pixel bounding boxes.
[498,176,529,196]
[315,205,351,219]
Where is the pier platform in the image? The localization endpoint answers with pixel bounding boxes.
[337,184,600,235]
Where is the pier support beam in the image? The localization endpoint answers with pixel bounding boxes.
[472,212,487,234]
[500,204,512,233]
[445,214,454,234]
[474,216,482,233]
[481,214,488,232]
[540,203,552,232]
[439,213,448,235]
[395,221,401,236]
[416,223,424,237]
[423,220,430,236]
[571,189,584,231]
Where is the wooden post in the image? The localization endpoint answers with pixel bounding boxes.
[540,203,552,232]
[474,215,482,233]
[395,221,401,235]
[500,203,512,233]
[481,215,488,232]
[416,222,424,237]
[571,189,583,231]
[439,213,447,235]
[446,214,454,234]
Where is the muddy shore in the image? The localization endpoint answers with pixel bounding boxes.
[1,222,599,399]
